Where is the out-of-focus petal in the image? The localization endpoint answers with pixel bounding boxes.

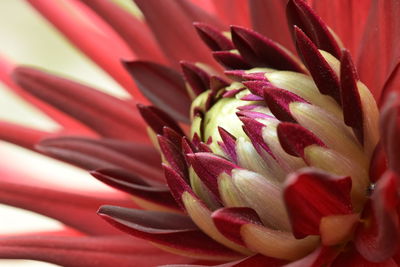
[13,67,149,142]
[249,0,295,53]
[133,0,224,69]
[332,246,397,267]
[0,178,135,235]
[284,245,339,267]
[356,0,400,100]
[79,0,167,64]
[0,235,192,267]
[211,0,250,28]
[0,121,50,150]
[355,171,400,262]
[26,0,145,99]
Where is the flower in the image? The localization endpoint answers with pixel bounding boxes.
[0,0,400,266]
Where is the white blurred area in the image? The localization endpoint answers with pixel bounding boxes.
[0,1,140,266]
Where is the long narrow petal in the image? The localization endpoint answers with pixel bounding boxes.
[0,121,50,150]
[26,0,144,98]
[79,0,166,63]
[98,206,241,261]
[13,67,149,142]
[0,235,192,267]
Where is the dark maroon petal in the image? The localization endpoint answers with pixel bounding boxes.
[181,61,210,96]
[264,87,308,123]
[240,117,274,158]
[163,164,194,209]
[286,246,340,267]
[98,205,241,261]
[294,27,341,104]
[158,135,189,179]
[12,67,148,142]
[379,92,400,175]
[80,0,166,63]
[218,127,237,163]
[340,50,364,144]
[37,137,164,182]
[91,168,179,212]
[355,171,400,262]
[124,61,190,123]
[277,122,326,158]
[163,127,184,150]
[231,26,304,72]
[287,0,341,58]
[284,168,353,238]
[242,80,270,97]
[193,22,234,51]
[0,235,191,267]
[137,104,184,136]
[213,51,252,70]
[223,88,245,98]
[133,0,223,69]
[186,153,237,201]
[212,207,262,246]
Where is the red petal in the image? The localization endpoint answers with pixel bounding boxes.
[193,22,234,51]
[0,179,134,235]
[380,92,400,175]
[98,205,241,261]
[355,0,400,100]
[91,168,179,212]
[0,235,192,267]
[249,0,295,53]
[355,171,400,262]
[285,245,339,267]
[181,61,211,96]
[284,168,353,238]
[124,61,191,123]
[0,121,50,150]
[158,135,189,179]
[133,0,224,69]
[211,0,250,29]
[80,0,166,64]
[333,245,398,267]
[37,137,164,182]
[13,67,148,142]
[380,63,400,106]
[26,0,143,98]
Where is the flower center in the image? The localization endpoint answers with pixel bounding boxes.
[190,64,380,212]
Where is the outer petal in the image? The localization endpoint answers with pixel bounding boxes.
[0,235,192,267]
[133,0,224,69]
[284,168,352,238]
[355,171,400,262]
[98,206,241,261]
[13,67,149,142]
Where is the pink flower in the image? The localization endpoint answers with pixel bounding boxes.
[0,0,400,266]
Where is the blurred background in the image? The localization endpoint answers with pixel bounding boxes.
[0,1,140,266]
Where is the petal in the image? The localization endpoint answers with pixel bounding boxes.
[98,206,241,261]
[355,170,400,262]
[91,168,179,213]
[0,121,50,150]
[37,137,164,182]
[80,0,167,63]
[249,0,295,53]
[13,67,148,142]
[0,180,133,235]
[211,207,318,260]
[26,0,141,97]
[0,235,192,267]
[284,168,353,238]
[124,61,191,123]
[285,245,339,267]
[333,246,398,267]
[133,0,224,69]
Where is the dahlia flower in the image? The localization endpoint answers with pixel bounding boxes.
[0,0,399,266]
